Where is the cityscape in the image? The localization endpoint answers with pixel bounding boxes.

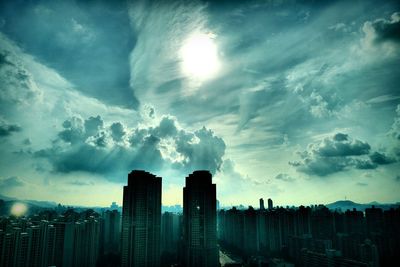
[1,170,399,267]
[1,0,400,266]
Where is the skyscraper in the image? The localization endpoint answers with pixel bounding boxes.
[260,198,265,210]
[121,170,162,267]
[268,198,273,210]
[183,170,219,267]
[103,209,121,254]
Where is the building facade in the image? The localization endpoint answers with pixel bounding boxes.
[121,170,161,267]
[183,170,219,267]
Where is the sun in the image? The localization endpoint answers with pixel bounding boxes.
[180,32,221,80]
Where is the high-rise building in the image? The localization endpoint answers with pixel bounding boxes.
[244,207,258,255]
[1,231,14,267]
[27,225,41,267]
[121,170,161,267]
[161,212,180,254]
[268,198,273,210]
[53,221,75,267]
[183,170,219,267]
[15,231,29,267]
[161,212,181,266]
[365,205,383,234]
[103,210,121,254]
[110,202,119,210]
[260,198,265,210]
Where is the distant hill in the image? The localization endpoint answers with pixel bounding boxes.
[0,194,183,215]
[1,194,398,216]
[0,194,57,208]
[326,200,399,211]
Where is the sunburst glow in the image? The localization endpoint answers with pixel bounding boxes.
[10,203,28,217]
[180,32,221,80]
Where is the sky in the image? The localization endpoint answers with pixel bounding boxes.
[0,0,399,207]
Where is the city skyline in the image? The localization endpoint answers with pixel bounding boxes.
[1,169,399,267]
[0,0,400,207]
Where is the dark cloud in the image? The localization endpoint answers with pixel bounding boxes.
[58,116,85,144]
[175,127,226,175]
[363,12,400,44]
[0,0,138,108]
[35,114,226,180]
[110,122,125,142]
[369,151,396,165]
[84,116,104,137]
[0,176,25,191]
[0,118,22,137]
[290,156,349,176]
[22,138,31,145]
[354,159,377,170]
[151,116,178,138]
[333,132,348,142]
[314,133,370,157]
[290,133,377,176]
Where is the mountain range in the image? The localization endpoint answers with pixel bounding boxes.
[0,194,398,216]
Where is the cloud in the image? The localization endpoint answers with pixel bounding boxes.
[354,159,377,170]
[275,173,295,182]
[35,113,226,181]
[151,116,178,138]
[22,138,31,145]
[0,1,138,108]
[129,0,209,101]
[84,116,104,137]
[0,118,22,137]
[67,180,95,186]
[0,176,25,192]
[290,133,375,176]
[0,42,41,112]
[363,12,400,44]
[389,104,400,141]
[175,126,226,174]
[388,104,400,157]
[369,151,395,165]
[110,122,126,142]
[309,91,335,118]
[361,12,400,56]
[312,133,370,157]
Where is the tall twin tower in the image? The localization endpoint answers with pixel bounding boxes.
[121,170,219,267]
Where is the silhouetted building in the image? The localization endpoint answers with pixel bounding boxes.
[110,202,119,210]
[103,210,121,254]
[53,218,100,267]
[121,170,161,267]
[311,206,334,239]
[344,208,364,235]
[183,170,219,267]
[268,198,273,210]
[244,207,258,255]
[365,206,383,235]
[260,198,265,210]
[161,212,181,266]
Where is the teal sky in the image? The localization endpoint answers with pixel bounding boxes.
[0,0,399,207]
